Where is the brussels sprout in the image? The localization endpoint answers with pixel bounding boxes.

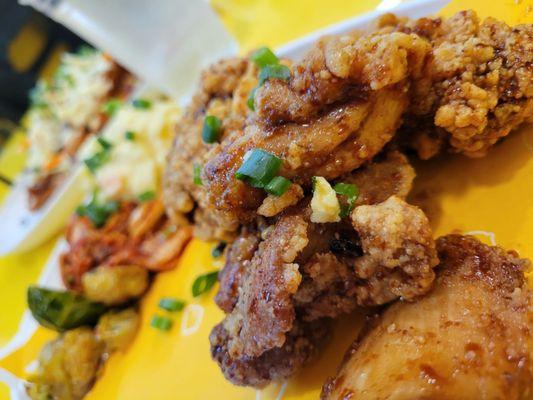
[27,286,107,332]
[96,308,140,352]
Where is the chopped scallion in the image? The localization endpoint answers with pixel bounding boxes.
[235,149,282,188]
[158,298,185,312]
[97,137,112,150]
[202,115,222,143]
[192,271,219,297]
[333,182,359,218]
[125,131,135,141]
[151,315,173,331]
[211,242,227,258]
[250,47,279,68]
[138,190,156,202]
[193,163,203,186]
[132,98,152,109]
[102,98,121,116]
[258,64,291,86]
[84,151,110,174]
[247,87,257,111]
[265,176,291,196]
[76,195,120,228]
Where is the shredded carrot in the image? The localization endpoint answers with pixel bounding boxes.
[44,153,63,171]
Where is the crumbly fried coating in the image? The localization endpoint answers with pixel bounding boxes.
[162,57,257,239]
[386,11,533,157]
[322,235,533,400]
[351,195,439,305]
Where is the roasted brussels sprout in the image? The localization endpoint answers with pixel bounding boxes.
[96,308,140,352]
[81,265,149,306]
[27,327,103,400]
[27,286,107,332]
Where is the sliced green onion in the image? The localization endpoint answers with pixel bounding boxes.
[97,137,112,150]
[235,149,282,188]
[151,315,173,331]
[193,163,203,186]
[258,64,291,86]
[132,98,152,109]
[102,98,121,116]
[250,47,279,68]
[334,182,359,218]
[125,131,136,141]
[138,190,156,202]
[192,271,219,297]
[158,298,185,312]
[76,195,120,228]
[265,176,291,196]
[84,151,110,174]
[202,115,222,143]
[211,242,227,258]
[247,87,257,111]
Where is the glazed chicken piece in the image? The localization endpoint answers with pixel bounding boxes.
[322,235,533,400]
[210,153,439,387]
[163,57,257,240]
[203,29,431,228]
[387,11,533,158]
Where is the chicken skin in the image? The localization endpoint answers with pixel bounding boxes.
[322,235,533,400]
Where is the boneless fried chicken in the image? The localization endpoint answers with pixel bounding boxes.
[210,153,439,386]
[322,235,533,400]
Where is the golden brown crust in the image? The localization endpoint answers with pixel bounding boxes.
[322,235,532,400]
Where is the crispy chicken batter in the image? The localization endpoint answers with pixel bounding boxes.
[322,235,533,400]
[210,153,439,387]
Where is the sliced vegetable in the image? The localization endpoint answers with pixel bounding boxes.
[96,137,112,150]
[258,64,291,86]
[193,163,203,186]
[235,149,282,188]
[125,131,136,141]
[202,115,222,143]
[247,87,257,111]
[192,271,219,297]
[76,195,120,228]
[84,136,113,173]
[151,315,173,331]
[265,176,292,196]
[333,182,359,218]
[102,98,122,116]
[138,190,156,202]
[27,286,107,332]
[132,98,152,109]
[158,298,186,312]
[250,47,279,68]
[211,242,227,258]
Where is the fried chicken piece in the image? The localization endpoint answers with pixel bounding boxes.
[351,195,438,305]
[211,153,439,387]
[210,319,329,388]
[322,235,533,400]
[162,57,257,240]
[386,11,533,157]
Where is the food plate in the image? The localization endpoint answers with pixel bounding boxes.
[1,0,531,399]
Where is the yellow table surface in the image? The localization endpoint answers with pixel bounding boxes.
[1,0,532,399]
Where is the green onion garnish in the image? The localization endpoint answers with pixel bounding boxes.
[76,195,120,228]
[132,99,152,109]
[202,115,222,143]
[247,87,257,111]
[138,190,156,202]
[258,64,291,86]
[125,131,135,141]
[211,242,227,258]
[250,47,279,68]
[334,182,359,218]
[265,176,292,196]
[102,98,121,116]
[193,163,203,186]
[158,298,185,312]
[235,149,282,188]
[150,315,173,331]
[96,137,112,150]
[192,271,219,297]
[84,137,113,173]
